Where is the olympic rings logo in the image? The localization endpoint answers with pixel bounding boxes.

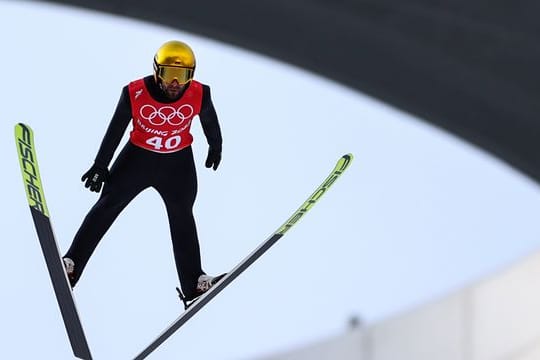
[139,104,194,126]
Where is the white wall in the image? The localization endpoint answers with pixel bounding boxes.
[262,251,540,360]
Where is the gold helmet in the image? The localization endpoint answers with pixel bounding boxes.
[153,40,196,85]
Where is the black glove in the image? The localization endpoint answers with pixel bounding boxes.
[81,163,109,193]
[205,147,221,171]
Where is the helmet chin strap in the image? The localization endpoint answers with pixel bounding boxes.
[157,79,166,92]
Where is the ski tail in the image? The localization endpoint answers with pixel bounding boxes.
[133,153,353,360]
[15,123,93,360]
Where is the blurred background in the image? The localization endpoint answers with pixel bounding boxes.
[2,0,540,359]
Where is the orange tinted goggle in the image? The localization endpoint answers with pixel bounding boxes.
[156,66,194,85]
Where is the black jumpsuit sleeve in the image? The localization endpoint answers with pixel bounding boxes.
[94,86,133,168]
[199,85,223,151]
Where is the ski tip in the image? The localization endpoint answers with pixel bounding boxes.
[339,153,353,169]
[15,122,31,133]
[14,123,33,142]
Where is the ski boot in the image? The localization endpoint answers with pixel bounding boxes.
[177,273,227,309]
[62,257,76,288]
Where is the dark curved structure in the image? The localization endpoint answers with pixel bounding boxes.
[41,0,540,183]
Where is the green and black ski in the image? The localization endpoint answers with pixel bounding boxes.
[134,153,353,360]
[15,123,93,360]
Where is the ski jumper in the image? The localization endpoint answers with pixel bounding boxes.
[64,76,222,299]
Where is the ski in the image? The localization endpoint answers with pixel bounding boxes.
[133,153,353,360]
[15,123,93,360]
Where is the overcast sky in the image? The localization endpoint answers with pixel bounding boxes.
[2,1,540,359]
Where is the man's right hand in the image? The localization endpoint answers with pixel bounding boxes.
[81,164,109,193]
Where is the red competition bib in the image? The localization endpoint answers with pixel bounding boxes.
[128,78,203,153]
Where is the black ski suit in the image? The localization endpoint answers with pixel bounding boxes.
[64,76,222,299]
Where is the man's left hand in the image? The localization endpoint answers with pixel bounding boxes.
[205,147,221,171]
